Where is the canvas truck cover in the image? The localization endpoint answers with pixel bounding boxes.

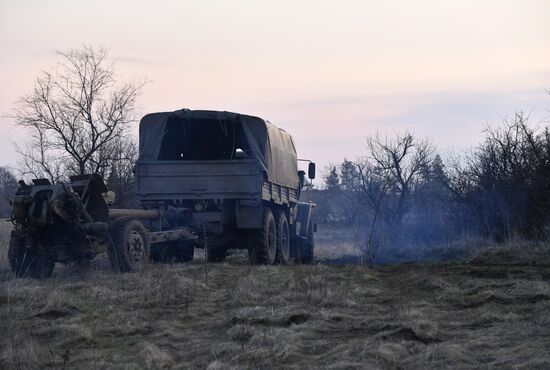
[138,109,299,188]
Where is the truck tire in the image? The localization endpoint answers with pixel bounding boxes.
[8,230,54,279]
[109,217,150,273]
[297,221,315,264]
[248,207,277,265]
[275,211,290,264]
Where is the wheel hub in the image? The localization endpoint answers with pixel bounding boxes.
[127,231,145,262]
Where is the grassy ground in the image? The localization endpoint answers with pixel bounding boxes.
[1,223,550,369]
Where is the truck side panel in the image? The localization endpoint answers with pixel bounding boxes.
[262,182,298,205]
[135,159,263,200]
[136,159,299,206]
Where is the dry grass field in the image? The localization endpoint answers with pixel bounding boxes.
[1,222,550,369]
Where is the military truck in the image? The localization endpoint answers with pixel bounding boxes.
[135,109,316,264]
[8,109,316,278]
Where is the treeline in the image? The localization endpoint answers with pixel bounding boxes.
[0,167,17,217]
[309,111,550,260]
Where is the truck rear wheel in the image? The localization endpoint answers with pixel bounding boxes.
[109,217,150,273]
[248,207,277,265]
[8,230,54,279]
[275,211,290,264]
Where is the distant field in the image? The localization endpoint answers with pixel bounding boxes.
[1,225,550,369]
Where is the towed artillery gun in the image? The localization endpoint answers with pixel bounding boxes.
[8,109,316,278]
[9,174,196,278]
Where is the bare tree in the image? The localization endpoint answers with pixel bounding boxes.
[106,136,139,208]
[14,129,65,182]
[13,45,146,181]
[0,167,18,217]
[350,159,390,263]
[353,160,389,213]
[367,132,435,225]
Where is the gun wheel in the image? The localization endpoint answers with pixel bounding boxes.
[128,231,146,262]
[109,217,150,273]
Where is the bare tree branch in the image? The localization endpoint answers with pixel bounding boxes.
[12,45,147,180]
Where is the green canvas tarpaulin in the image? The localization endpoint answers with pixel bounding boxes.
[138,109,299,188]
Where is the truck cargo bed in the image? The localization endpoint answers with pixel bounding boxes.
[135,159,263,200]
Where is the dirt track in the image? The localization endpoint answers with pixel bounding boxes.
[1,226,550,369]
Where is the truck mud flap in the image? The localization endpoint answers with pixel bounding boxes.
[295,202,315,238]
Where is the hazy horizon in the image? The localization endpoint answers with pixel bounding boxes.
[1,0,549,175]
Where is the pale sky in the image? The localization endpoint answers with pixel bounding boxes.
[1,0,549,174]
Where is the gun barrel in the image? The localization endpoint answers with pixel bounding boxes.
[108,208,160,220]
